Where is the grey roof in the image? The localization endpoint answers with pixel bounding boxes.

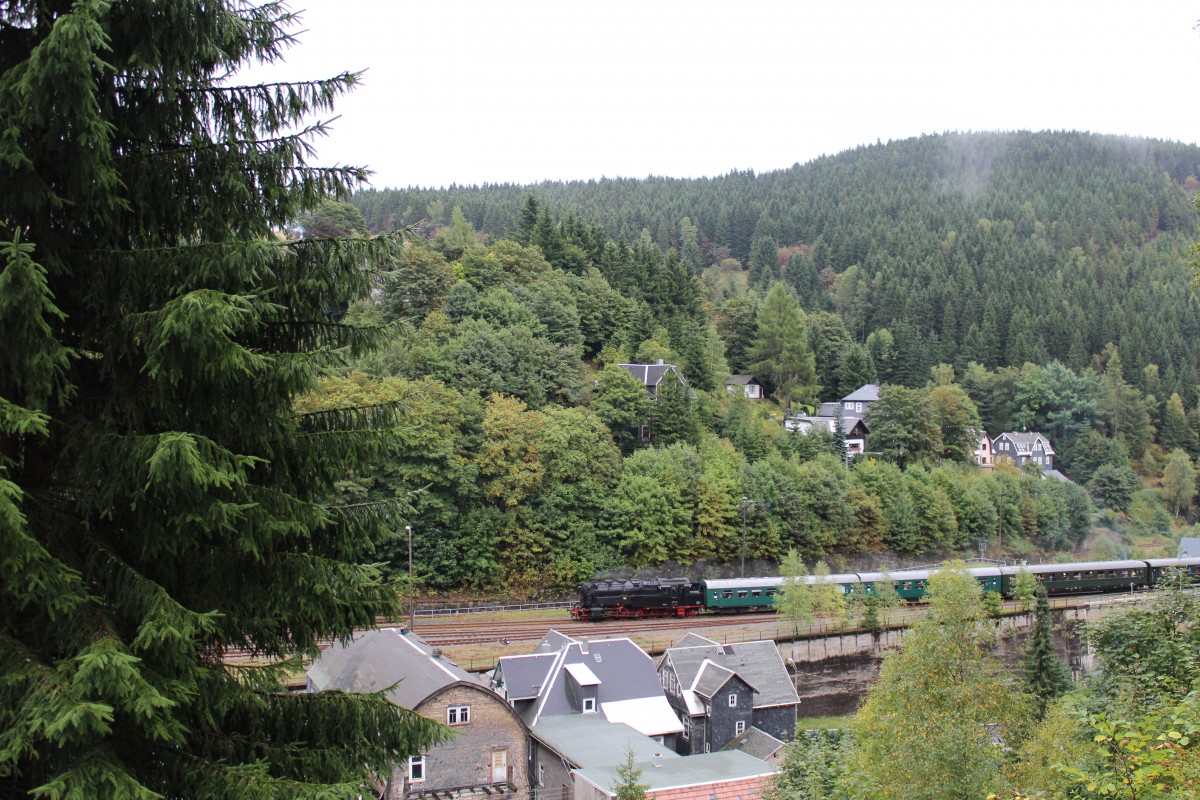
[995,431,1055,455]
[307,627,477,709]
[619,362,682,388]
[841,384,880,403]
[693,661,740,699]
[673,632,719,648]
[723,727,786,761]
[1180,537,1200,558]
[494,653,557,701]
[665,638,799,710]
[503,631,674,728]
[817,402,841,417]
[1044,469,1071,482]
[726,374,760,385]
[531,715,679,769]
[575,750,777,795]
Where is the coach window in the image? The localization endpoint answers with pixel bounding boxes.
[765,588,776,597]
[751,590,762,598]
[722,590,733,599]
[736,590,748,599]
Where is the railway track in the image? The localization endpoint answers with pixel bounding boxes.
[405,610,789,646]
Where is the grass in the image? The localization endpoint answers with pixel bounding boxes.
[796,714,853,731]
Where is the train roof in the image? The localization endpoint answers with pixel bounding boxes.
[702,577,781,590]
[804,573,862,585]
[1144,557,1200,567]
[1011,560,1147,574]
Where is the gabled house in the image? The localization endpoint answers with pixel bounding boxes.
[493,632,778,800]
[657,634,800,757]
[973,430,993,467]
[840,383,879,417]
[493,631,685,800]
[725,375,765,400]
[308,627,530,800]
[619,361,691,399]
[617,360,694,442]
[783,383,879,455]
[993,431,1055,473]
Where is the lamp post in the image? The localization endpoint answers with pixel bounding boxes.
[738,497,761,578]
[405,525,414,628]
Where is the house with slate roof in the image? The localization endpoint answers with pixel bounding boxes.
[493,631,776,800]
[725,374,765,399]
[657,634,800,757]
[783,384,879,455]
[617,360,694,442]
[993,431,1055,473]
[308,628,530,800]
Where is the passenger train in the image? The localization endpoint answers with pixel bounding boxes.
[569,557,1200,621]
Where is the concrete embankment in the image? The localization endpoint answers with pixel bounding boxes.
[785,593,1148,717]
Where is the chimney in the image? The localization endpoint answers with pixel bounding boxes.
[656,359,665,366]
[579,636,588,654]
[652,753,663,768]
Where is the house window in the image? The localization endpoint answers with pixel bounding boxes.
[856,402,863,412]
[728,693,737,708]
[447,705,470,725]
[735,721,746,736]
[408,756,426,783]
[682,715,691,740]
[582,697,596,713]
[538,764,545,787]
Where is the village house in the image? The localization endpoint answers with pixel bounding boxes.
[492,631,777,800]
[992,431,1055,473]
[974,430,993,467]
[657,633,800,758]
[725,374,765,399]
[617,360,693,441]
[783,383,879,455]
[308,628,530,800]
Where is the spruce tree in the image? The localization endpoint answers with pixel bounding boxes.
[0,3,443,797]
[1022,586,1074,719]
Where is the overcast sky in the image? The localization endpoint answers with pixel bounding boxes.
[239,1,1200,190]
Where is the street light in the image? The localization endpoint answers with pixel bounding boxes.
[738,497,766,578]
[405,525,414,627]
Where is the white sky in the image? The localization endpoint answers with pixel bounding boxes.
[238,1,1200,190]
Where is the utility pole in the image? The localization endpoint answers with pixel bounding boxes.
[405,525,415,628]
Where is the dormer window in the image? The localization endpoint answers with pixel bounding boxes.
[583,697,596,713]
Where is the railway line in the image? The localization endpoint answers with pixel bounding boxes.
[405,610,785,646]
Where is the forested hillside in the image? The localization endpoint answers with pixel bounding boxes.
[317,131,1200,593]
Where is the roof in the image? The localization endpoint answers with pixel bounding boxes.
[493,652,557,701]
[307,627,478,709]
[602,697,686,737]
[664,636,799,711]
[499,631,680,731]
[564,662,602,686]
[647,773,775,800]
[726,375,760,385]
[673,633,719,648]
[1044,469,1071,482]
[841,384,880,403]
[1180,537,1200,558]
[692,661,740,699]
[619,362,684,388]
[995,431,1056,455]
[722,727,786,762]
[574,751,777,797]
[817,402,841,417]
[530,715,680,769]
